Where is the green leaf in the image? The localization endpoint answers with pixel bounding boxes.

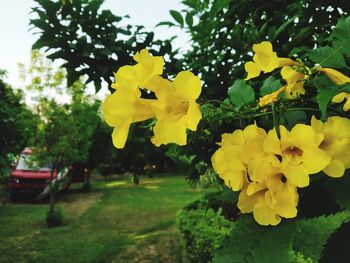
[210,0,230,17]
[214,188,238,203]
[294,212,350,261]
[273,17,295,40]
[331,16,350,56]
[283,110,307,128]
[169,10,184,27]
[185,12,193,27]
[316,84,350,119]
[320,220,350,263]
[325,170,350,211]
[214,215,296,263]
[155,21,175,27]
[228,80,255,107]
[308,46,348,69]
[260,76,282,97]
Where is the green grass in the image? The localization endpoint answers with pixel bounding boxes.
[0,174,214,263]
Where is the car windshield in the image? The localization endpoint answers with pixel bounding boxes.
[16,154,52,171]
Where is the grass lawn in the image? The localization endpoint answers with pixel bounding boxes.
[0,174,215,263]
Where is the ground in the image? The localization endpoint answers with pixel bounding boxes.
[0,174,214,263]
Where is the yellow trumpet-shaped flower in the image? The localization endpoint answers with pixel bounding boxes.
[238,158,298,226]
[264,124,330,187]
[258,85,286,107]
[244,41,297,80]
[112,49,164,91]
[281,66,308,98]
[211,124,267,191]
[316,67,350,85]
[311,116,350,178]
[150,71,202,146]
[102,86,155,149]
[332,92,350,111]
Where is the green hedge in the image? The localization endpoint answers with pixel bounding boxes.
[176,194,234,263]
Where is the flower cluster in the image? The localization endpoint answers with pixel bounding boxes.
[244,41,350,107]
[102,49,202,149]
[212,116,350,226]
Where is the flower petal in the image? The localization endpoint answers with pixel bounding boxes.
[317,67,350,85]
[282,162,310,187]
[111,119,132,149]
[186,102,202,131]
[173,71,201,101]
[253,193,281,226]
[151,118,188,146]
[323,159,345,178]
[244,61,261,80]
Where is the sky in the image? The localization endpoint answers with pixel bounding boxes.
[0,0,190,102]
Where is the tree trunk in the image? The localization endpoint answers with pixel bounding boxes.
[49,160,58,213]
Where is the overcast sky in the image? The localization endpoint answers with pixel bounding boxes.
[0,0,190,98]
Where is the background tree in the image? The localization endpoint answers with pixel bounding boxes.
[0,71,38,201]
[157,0,350,184]
[30,0,183,92]
[18,51,101,226]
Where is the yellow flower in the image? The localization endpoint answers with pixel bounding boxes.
[316,68,350,85]
[112,49,164,91]
[281,66,307,98]
[258,85,286,107]
[238,158,298,226]
[102,86,155,149]
[311,116,350,178]
[332,92,350,111]
[211,124,267,191]
[244,41,297,80]
[264,124,330,187]
[150,71,202,146]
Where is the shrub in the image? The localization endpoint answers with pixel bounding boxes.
[82,181,92,193]
[176,196,234,263]
[46,207,64,228]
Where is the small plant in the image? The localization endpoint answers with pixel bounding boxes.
[46,207,64,228]
[132,174,140,185]
[82,181,91,193]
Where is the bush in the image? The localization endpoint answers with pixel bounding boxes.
[46,207,64,228]
[176,195,234,263]
[82,181,92,193]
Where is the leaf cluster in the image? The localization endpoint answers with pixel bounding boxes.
[30,0,182,92]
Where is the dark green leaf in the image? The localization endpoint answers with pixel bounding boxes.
[214,215,296,263]
[260,76,282,97]
[185,13,193,27]
[316,84,350,119]
[169,10,184,27]
[294,212,349,261]
[331,16,350,56]
[325,170,350,211]
[320,220,350,263]
[155,21,176,27]
[210,0,230,17]
[273,17,295,40]
[283,110,307,128]
[308,46,348,69]
[228,80,255,107]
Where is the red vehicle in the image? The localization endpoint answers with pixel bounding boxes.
[9,148,77,198]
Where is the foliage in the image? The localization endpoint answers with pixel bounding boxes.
[159,0,350,185]
[0,74,37,201]
[163,0,350,100]
[176,195,234,263]
[46,206,64,227]
[30,0,182,92]
[28,0,350,260]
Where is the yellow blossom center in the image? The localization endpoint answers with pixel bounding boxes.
[283,146,303,164]
[166,101,189,117]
